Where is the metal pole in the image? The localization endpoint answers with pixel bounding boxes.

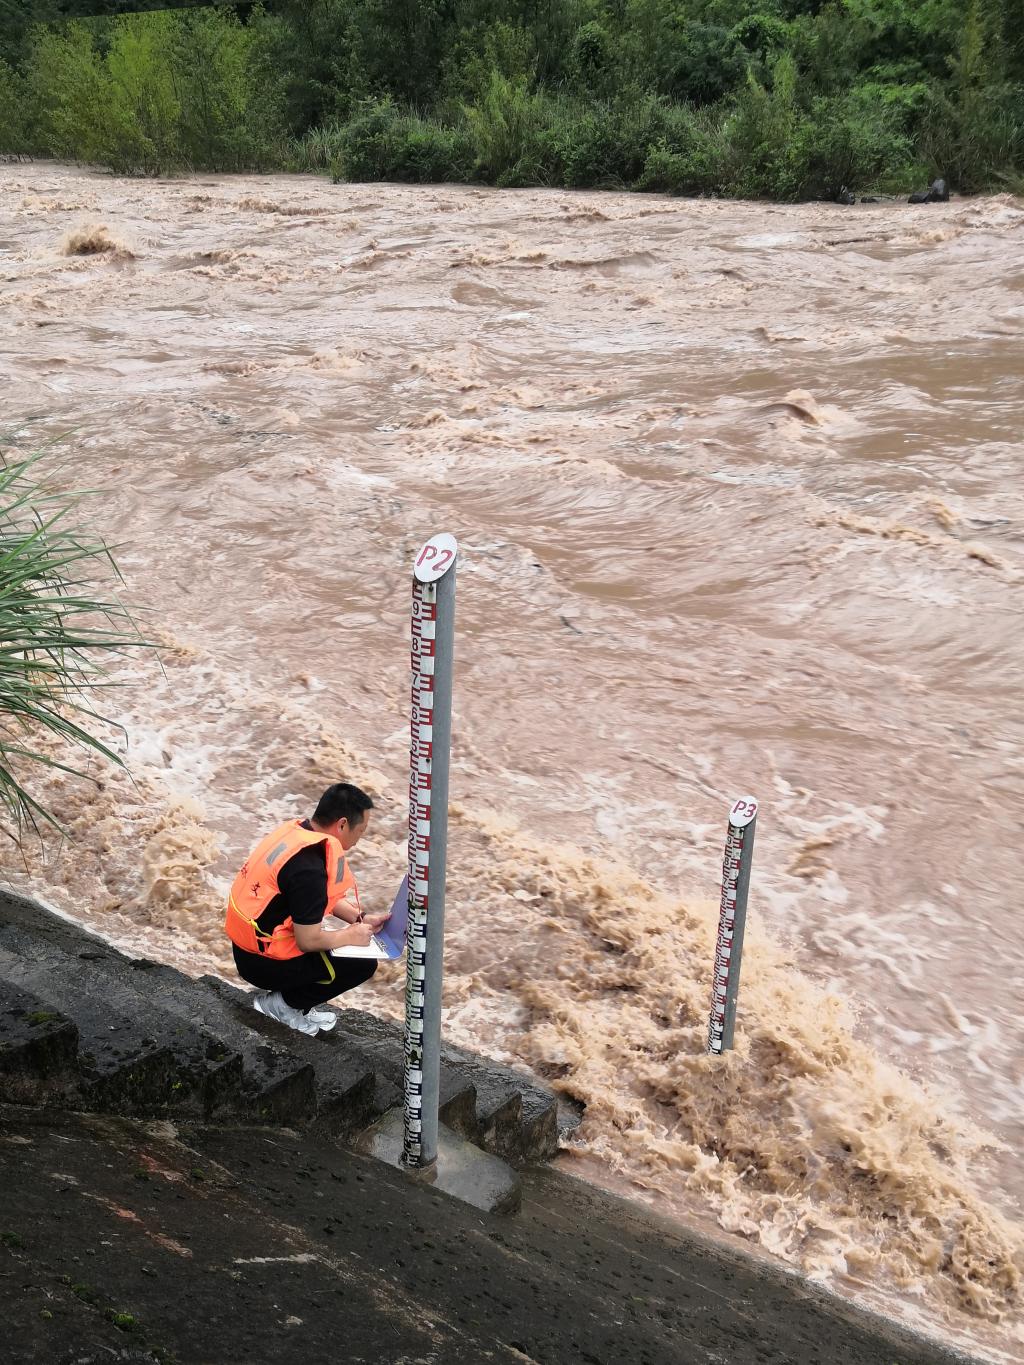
[403,533,458,1169]
[707,796,758,1055]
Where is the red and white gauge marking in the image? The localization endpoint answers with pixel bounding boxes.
[404,535,458,1164]
[708,795,758,1056]
[409,578,436,906]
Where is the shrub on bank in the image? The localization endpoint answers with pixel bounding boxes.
[922,82,1024,192]
[781,97,915,200]
[718,55,918,200]
[555,94,675,189]
[637,126,727,196]
[462,72,554,187]
[328,92,736,197]
[329,99,474,184]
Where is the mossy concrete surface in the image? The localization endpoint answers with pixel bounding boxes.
[0,1104,981,1365]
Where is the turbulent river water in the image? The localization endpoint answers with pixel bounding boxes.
[2,163,1022,1359]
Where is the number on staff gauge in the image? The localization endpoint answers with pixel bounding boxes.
[728,796,758,828]
[413,533,459,583]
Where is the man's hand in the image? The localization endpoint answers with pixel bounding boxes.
[363,911,391,930]
[336,921,375,948]
[305,920,375,951]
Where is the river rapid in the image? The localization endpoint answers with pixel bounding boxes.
[1,163,1022,1359]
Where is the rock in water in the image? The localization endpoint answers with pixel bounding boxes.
[908,179,950,205]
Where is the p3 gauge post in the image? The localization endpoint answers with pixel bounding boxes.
[403,533,458,1170]
[707,796,758,1055]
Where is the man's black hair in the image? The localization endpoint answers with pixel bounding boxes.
[313,782,374,828]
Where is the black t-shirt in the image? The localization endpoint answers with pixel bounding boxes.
[255,821,329,935]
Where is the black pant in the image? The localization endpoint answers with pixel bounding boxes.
[232,944,377,1012]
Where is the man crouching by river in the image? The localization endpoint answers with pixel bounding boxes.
[224,783,387,1036]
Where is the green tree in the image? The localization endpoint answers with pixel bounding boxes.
[23,21,113,164]
[257,0,357,130]
[0,58,32,156]
[171,9,280,171]
[346,0,451,107]
[103,13,182,173]
[1,0,1022,198]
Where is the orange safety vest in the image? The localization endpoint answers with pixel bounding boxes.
[224,819,358,961]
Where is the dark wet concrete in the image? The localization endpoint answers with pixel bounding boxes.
[0,1104,979,1365]
[0,890,560,1166]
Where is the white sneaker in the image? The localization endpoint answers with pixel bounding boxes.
[306,1006,338,1032]
[252,990,318,1036]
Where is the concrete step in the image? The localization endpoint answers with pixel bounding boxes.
[336,1008,560,1164]
[119,961,318,1126]
[0,921,245,1119]
[0,980,78,1105]
[0,944,182,1114]
[0,894,316,1125]
[200,976,381,1138]
[0,891,561,1168]
[441,1042,559,1165]
[314,1004,481,1141]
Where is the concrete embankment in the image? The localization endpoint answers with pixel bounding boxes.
[0,889,560,1171]
[0,892,982,1365]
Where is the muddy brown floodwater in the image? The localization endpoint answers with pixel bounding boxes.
[1,163,1022,1359]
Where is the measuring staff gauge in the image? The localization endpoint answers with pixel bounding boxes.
[404,534,458,1168]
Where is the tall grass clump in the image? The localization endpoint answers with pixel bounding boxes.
[0,447,146,840]
[290,120,347,172]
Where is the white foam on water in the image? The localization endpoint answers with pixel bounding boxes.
[3,164,1023,1360]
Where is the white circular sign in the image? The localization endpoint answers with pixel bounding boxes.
[413,533,458,583]
[728,796,758,829]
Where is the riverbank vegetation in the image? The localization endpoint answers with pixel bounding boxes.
[0,448,142,839]
[1,0,1021,199]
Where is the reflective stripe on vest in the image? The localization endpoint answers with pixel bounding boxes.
[223,819,357,960]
